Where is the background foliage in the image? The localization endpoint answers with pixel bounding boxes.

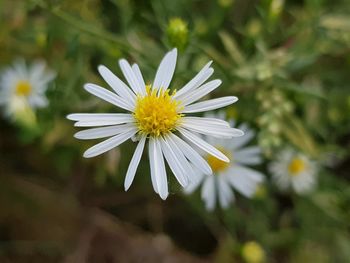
[1,0,350,262]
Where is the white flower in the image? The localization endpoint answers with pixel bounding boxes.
[269,149,317,194]
[0,59,55,117]
[185,113,265,210]
[67,49,244,200]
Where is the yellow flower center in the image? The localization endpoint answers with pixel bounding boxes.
[133,85,182,137]
[288,157,306,176]
[206,148,231,173]
[15,80,32,96]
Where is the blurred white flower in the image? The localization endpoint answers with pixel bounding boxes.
[185,113,264,210]
[67,49,244,200]
[0,59,55,119]
[269,149,317,194]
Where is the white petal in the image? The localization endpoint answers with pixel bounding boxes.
[29,61,45,82]
[67,113,134,127]
[174,61,213,99]
[227,127,255,150]
[151,138,169,199]
[169,133,212,176]
[181,79,222,106]
[67,113,133,121]
[132,64,146,95]
[159,137,189,187]
[119,59,144,94]
[217,177,234,209]
[13,59,27,78]
[28,95,48,108]
[183,173,205,194]
[74,124,135,140]
[226,174,255,198]
[237,165,264,183]
[29,61,55,85]
[74,121,132,127]
[84,83,134,111]
[148,140,159,194]
[98,65,136,105]
[182,116,231,127]
[153,49,177,91]
[163,134,195,183]
[178,128,230,162]
[83,128,137,158]
[234,146,262,165]
[201,176,216,211]
[181,96,238,113]
[226,166,264,197]
[182,118,244,138]
[124,136,146,190]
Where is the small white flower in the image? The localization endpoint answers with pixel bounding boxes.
[269,149,317,194]
[0,59,55,117]
[185,113,265,210]
[67,49,244,200]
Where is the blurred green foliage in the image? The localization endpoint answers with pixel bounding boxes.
[1,0,350,262]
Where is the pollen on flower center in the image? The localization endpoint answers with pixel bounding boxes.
[133,85,182,137]
[288,157,306,176]
[206,148,231,173]
[15,80,32,96]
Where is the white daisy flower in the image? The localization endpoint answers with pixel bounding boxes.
[0,59,56,117]
[185,113,265,210]
[269,149,317,194]
[67,48,244,200]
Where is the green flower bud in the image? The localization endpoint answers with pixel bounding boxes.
[166,18,189,52]
[218,0,234,8]
[242,241,266,263]
[269,0,284,20]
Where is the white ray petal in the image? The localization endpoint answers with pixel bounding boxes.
[159,137,189,187]
[201,176,216,211]
[74,123,135,140]
[182,124,243,138]
[83,128,137,158]
[124,136,146,191]
[153,49,177,91]
[234,146,262,165]
[98,65,136,104]
[178,128,230,163]
[184,173,205,194]
[164,134,195,183]
[67,113,135,127]
[169,133,212,175]
[217,177,234,209]
[181,79,222,106]
[119,59,143,94]
[236,165,264,183]
[227,127,255,150]
[182,117,231,127]
[236,156,262,166]
[181,96,238,113]
[226,175,255,198]
[174,61,213,99]
[74,121,133,127]
[28,95,48,108]
[148,139,159,194]
[226,166,264,197]
[152,138,169,199]
[182,118,244,138]
[67,113,133,121]
[84,83,134,111]
[132,64,146,95]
